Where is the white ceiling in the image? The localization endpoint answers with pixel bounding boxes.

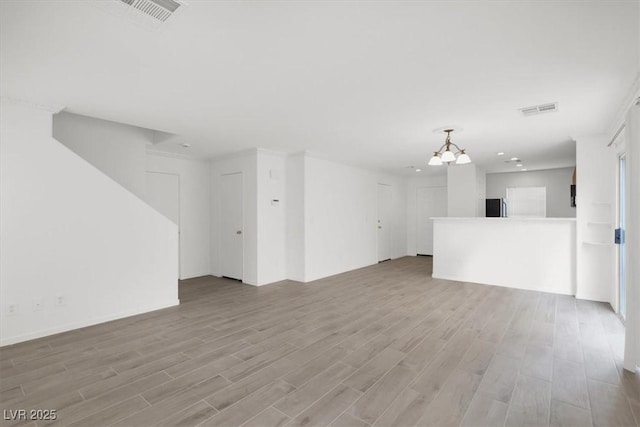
[1,1,638,175]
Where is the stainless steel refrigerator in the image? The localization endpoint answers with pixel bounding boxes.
[486,198,507,217]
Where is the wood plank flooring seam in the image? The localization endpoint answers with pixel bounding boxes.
[70,391,153,427]
[503,373,552,427]
[161,369,176,380]
[274,379,346,420]
[269,403,293,419]
[331,402,372,427]
[457,352,502,425]
[403,294,494,425]
[1,257,635,427]
[376,286,491,425]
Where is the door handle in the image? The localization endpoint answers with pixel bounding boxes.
[236,230,242,235]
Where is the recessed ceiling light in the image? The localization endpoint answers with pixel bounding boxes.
[415,168,421,172]
[510,157,519,161]
[522,169,528,171]
[497,152,505,156]
[516,163,523,167]
[181,143,191,148]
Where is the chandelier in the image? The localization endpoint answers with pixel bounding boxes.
[428,129,471,166]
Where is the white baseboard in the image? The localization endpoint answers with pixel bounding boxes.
[0,299,180,347]
[574,292,609,303]
[433,273,575,296]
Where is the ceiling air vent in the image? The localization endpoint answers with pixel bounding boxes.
[519,102,558,116]
[118,0,180,22]
[89,0,187,31]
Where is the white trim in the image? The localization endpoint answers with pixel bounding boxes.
[433,274,574,296]
[292,150,406,178]
[212,147,289,162]
[0,96,64,114]
[623,102,640,371]
[211,148,406,178]
[256,147,288,158]
[210,148,260,162]
[574,292,611,302]
[607,71,640,141]
[146,148,205,162]
[0,299,180,347]
[608,123,626,147]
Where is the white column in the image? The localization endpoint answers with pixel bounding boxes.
[447,164,485,217]
[575,135,616,303]
[624,102,640,372]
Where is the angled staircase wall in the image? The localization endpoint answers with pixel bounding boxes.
[0,99,179,346]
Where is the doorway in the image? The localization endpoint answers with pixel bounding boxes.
[377,184,392,262]
[618,153,627,319]
[145,172,180,278]
[417,186,447,255]
[221,173,243,281]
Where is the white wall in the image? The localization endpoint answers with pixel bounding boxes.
[406,174,447,256]
[53,112,149,199]
[210,150,258,285]
[0,99,178,346]
[575,135,616,303]
[256,150,287,285]
[476,167,486,217]
[447,164,485,217]
[52,112,210,281]
[146,152,211,279]
[486,167,576,218]
[286,153,306,282]
[301,154,407,282]
[211,151,408,285]
[212,150,408,285]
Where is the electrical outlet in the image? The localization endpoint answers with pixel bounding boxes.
[55,295,66,307]
[6,303,18,316]
[32,299,44,311]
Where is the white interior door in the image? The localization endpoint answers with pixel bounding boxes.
[417,186,447,255]
[221,173,243,280]
[377,184,392,262]
[145,172,180,277]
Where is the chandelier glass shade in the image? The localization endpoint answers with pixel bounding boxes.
[428,129,471,166]
[428,153,443,166]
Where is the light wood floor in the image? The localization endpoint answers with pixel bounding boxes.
[1,257,639,427]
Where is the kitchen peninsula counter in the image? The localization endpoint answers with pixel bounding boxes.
[432,217,576,294]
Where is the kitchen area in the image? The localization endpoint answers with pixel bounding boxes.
[430,165,578,295]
